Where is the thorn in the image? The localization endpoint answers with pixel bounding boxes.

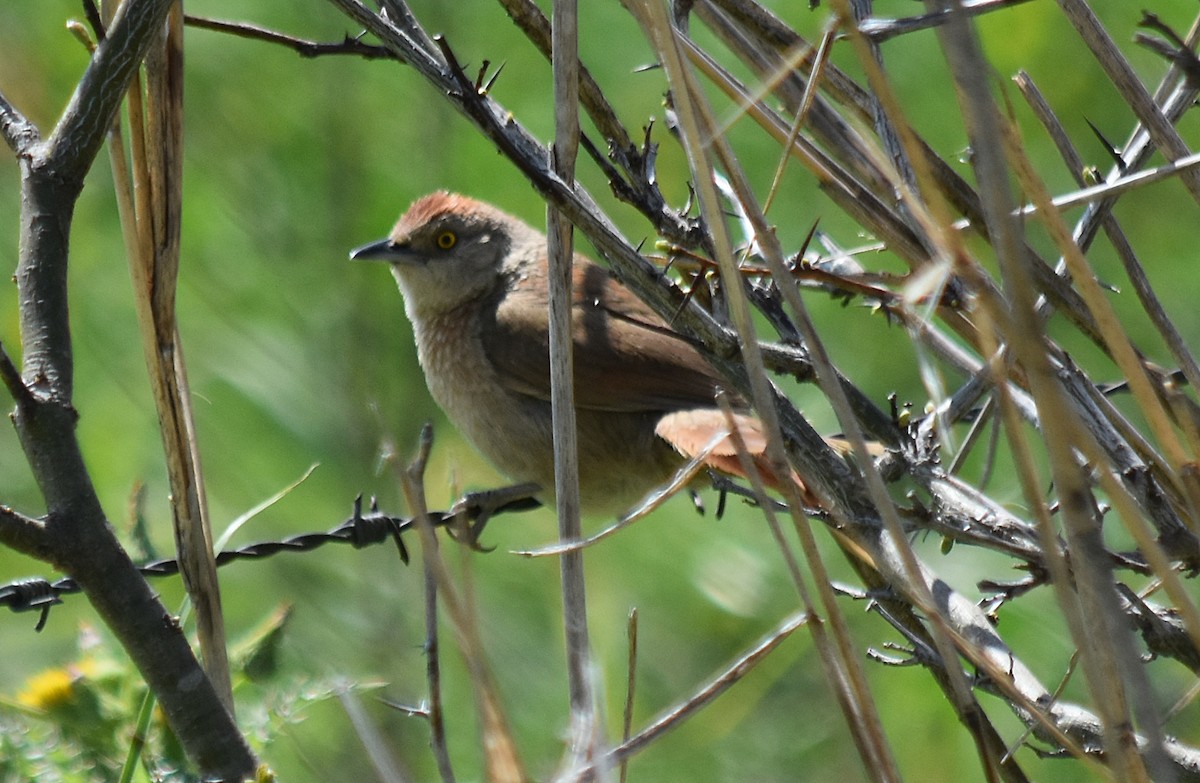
[1083,117,1126,173]
[482,61,506,94]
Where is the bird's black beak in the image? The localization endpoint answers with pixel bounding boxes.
[349,238,405,262]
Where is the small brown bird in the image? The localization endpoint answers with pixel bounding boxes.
[351,192,783,517]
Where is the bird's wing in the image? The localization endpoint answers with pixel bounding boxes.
[482,260,729,412]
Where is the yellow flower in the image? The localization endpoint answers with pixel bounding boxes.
[15,659,98,711]
[16,668,75,711]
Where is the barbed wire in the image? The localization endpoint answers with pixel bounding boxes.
[0,493,541,631]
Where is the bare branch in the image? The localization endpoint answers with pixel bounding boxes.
[0,89,39,156]
[184,14,395,59]
[1,0,258,777]
[45,0,177,184]
[0,506,48,562]
[0,340,34,411]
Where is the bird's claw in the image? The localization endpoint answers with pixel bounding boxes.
[446,482,542,551]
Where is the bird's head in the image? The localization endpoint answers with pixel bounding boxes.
[352,191,541,315]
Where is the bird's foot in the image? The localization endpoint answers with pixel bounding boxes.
[446,482,542,550]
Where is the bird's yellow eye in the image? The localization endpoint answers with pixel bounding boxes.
[435,230,457,250]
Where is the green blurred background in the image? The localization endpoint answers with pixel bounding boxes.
[2,1,1199,780]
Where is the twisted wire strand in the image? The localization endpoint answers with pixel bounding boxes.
[0,493,540,631]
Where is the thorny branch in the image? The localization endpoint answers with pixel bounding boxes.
[184,15,395,59]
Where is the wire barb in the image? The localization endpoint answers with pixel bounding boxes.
[0,578,63,631]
